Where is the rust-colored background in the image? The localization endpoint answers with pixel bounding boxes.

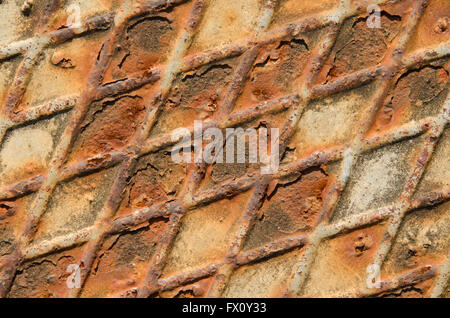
[0,0,448,298]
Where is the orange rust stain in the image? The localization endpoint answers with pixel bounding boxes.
[68,95,146,161]
[328,222,387,272]
[115,151,188,218]
[244,167,330,250]
[160,277,213,298]
[369,65,448,134]
[8,246,85,298]
[81,220,168,298]
[406,0,450,53]
[234,39,310,112]
[316,12,402,84]
[103,2,194,83]
[272,0,340,27]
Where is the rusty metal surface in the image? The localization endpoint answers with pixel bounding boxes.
[0,0,448,298]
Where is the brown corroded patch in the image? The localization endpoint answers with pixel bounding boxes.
[316,12,402,83]
[159,276,213,298]
[150,58,239,136]
[115,150,188,217]
[81,220,168,297]
[233,38,310,112]
[68,95,146,162]
[300,222,388,297]
[244,167,329,250]
[370,62,449,134]
[187,0,263,54]
[8,245,85,298]
[103,4,192,83]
